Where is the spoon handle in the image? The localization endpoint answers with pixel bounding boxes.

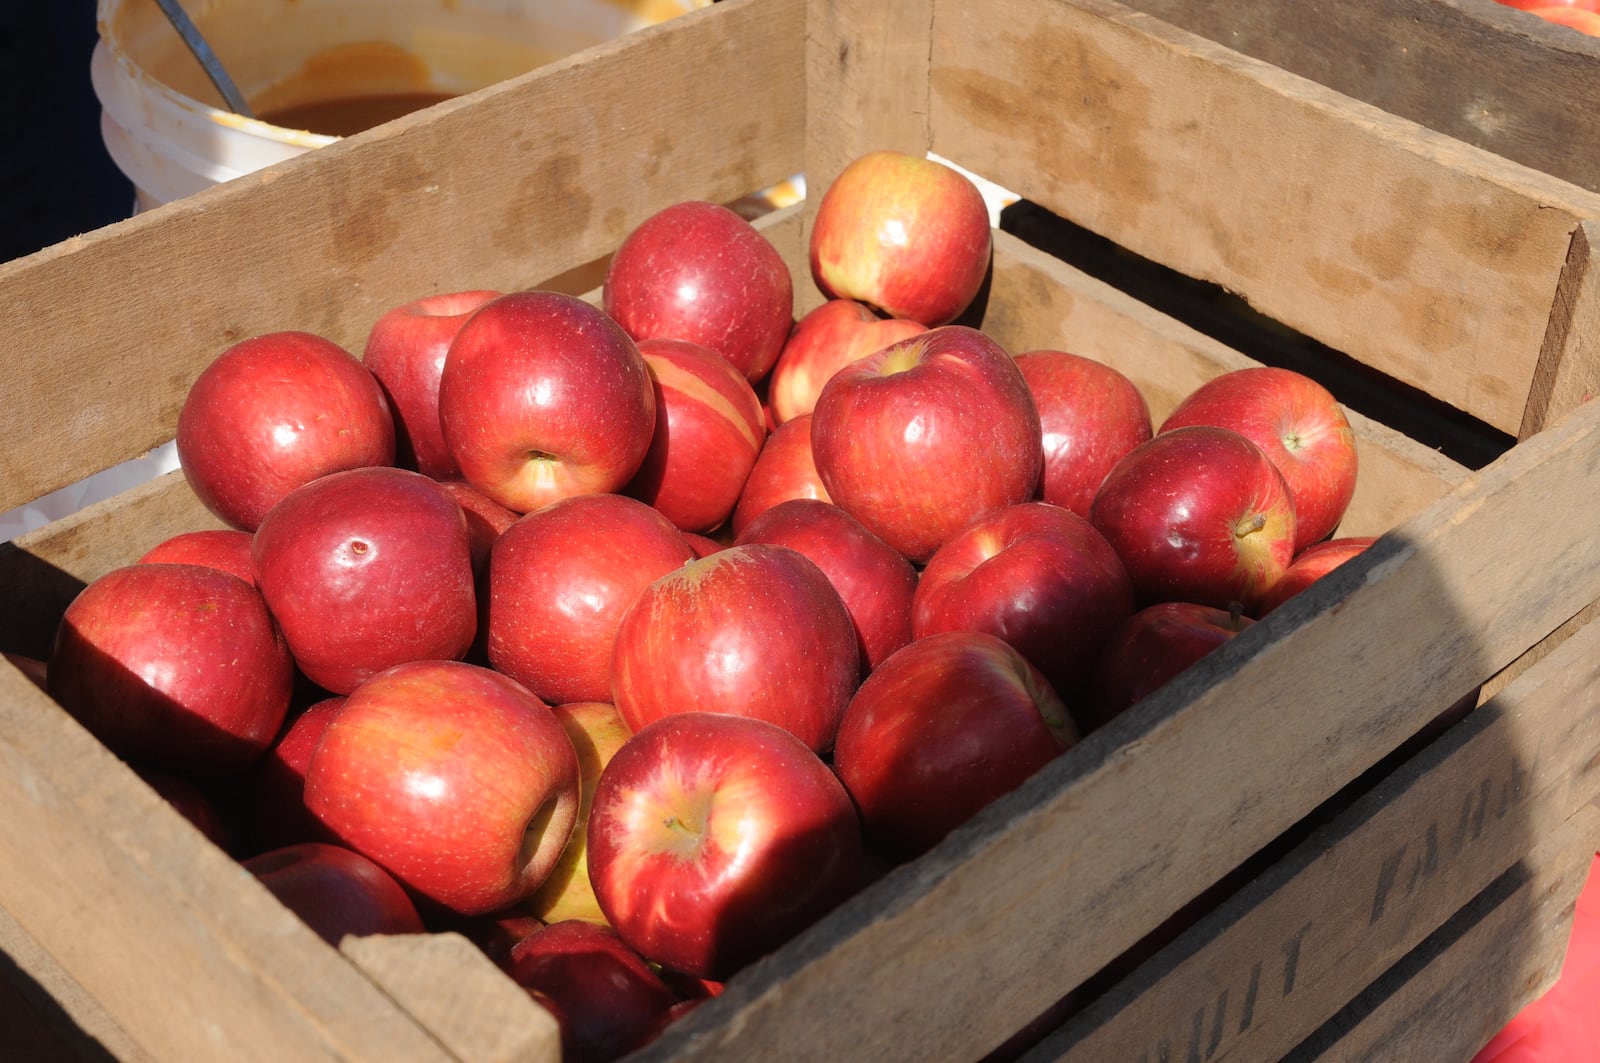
[151,0,256,118]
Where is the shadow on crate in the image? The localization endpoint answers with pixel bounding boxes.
[0,941,119,1062]
[0,544,87,662]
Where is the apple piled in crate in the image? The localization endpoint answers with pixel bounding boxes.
[21,150,1380,1061]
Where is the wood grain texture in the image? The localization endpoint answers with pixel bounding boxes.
[0,905,140,1063]
[342,934,561,1063]
[1114,0,1600,195]
[1521,220,1600,437]
[632,388,1600,1063]
[0,0,805,515]
[1288,804,1600,1062]
[1036,614,1600,1061]
[921,0,1600,436]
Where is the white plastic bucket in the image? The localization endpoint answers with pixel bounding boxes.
[91,0,707,211]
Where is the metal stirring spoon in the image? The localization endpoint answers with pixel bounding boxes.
[152,0,255,118]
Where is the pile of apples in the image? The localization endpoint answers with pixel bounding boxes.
[25,150,1370,1061]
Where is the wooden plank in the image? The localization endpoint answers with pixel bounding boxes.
[1114,0,1600,195]
[0,0,805,515]
[0,908,138,1063]
[1032,610,1600,1061]
[981,229,1470,537]
[1287,804,1600,1062]
[922,0,1600,436]
[341,934,561,1063]
[1522,219,1600,437]
[631,374,1600,1063]
[0,667,459,1063]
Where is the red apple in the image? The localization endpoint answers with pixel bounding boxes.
[505,920,679,1063]
[248,696,345,852]
[177,330,396,531]
[730,413,832,536]
[136,529,257,585]
[244,842,424,946]
[810,326,1042,563]
[610,544,860,754]
[832,630,1076,860]
[603,201,794,382]
[438,290,656,514]
[527,701,634,926]
[1159,367,1357,551]
[766,299,927,424]
[1256,536,1378,616]
[734,499,918,674]
[488,493,694,707]
[1015,349,1154,519]
[48,563,293,778]
[913,502,1135,702]
[1086,602,1255,732]
[809,151,992,327]
[586,712,864,980]
[135,765,232,851]
[434,478,519,572]
[1090,426,1298,612]
[624,338,767,533]
[303,660,581,916]
[683,532,726,558]
[362,290,502,479]
[252,466,478,694]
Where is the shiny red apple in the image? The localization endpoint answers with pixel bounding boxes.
[810,150,992,327]
[832,630,1076,860]
[810,325,1042,563]
[248,696,345,852]
[610,543,859,754]
[253,466,477,694]
[1090,426,1298,612]
[1159,367,1356,551]
[1086,601,1255,732]
[244,842,424,946]
[603,201,794,382]
[730,413,832,536]
[488,493,694,707]
[1015,349,1153,519]
[48,563,294,778]
[438,290,656,514]
[766,299,927,424]
[586,712,864,980]
[913,502,1135,702]
[136,528,257,585]
[362,289,502,479]
[1256,535,1378,616]
[624,338,767,533]
[177,330,395,531]
[303,659,581,916]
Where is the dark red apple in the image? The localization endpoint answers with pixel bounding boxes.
[610,544,860,754]
[48,563,293,778]
[603,201,794,382]
[586,712,864,980]
[730,413,832,536]
[252,466,477,695]
[734,498,918,674]
[810,150,992,327]
[1086,601,1255,732]
[505,920,679,1063]
[135,765,232,851]
[1090,426,1298,612]
[248,696,345,852]
[1015,349,1153,519]
[1159,367,1357,551]
[303,659,581,917]
[488,493,694,707]
[177,330,396,531]
[362,289,502,479]
[136,529,257,585]
[438,290,656,514]
[913,502,1135,701]
[767,299,927,424]
[624,338,767,533]
[683,532,726,558]
[1256,536,1378,616]
[244,842,424,946]
[832,630,1075,860]
[810,325,1042,563]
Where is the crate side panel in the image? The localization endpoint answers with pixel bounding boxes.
[0,0,804,515]
[639,394,1600,1063]
[923,0,1600,436]
[1042,615,1600,1061]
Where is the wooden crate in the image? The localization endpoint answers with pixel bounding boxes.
[4,1,1600,1059]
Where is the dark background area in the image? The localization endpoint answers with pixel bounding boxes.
[2,2,134,264]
